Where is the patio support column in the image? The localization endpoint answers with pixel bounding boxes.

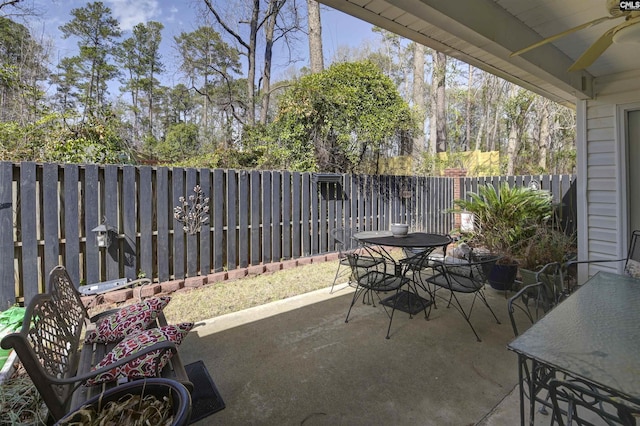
[444,168,467,232]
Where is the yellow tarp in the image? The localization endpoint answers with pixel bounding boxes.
[378,151,500,176]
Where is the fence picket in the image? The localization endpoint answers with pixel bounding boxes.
[84,165,100,284]
[212,169,224,273]
[0,162,14,307]
[156,167,170,282]
[282,171,291,260]
[122,166,137,280]
[43,164,60,279]
[20,162,38,300]
[139,166,153,279]
[226,170,238,270]
[302,173,310,256]
[238,171,249,268]
[199,169,211,276]
[185,168,197,277]
[292,172,301,258]
[63,164,80,286]
[272,172,282,262]
[172,169,185,280]
[262,171,272,264]
[104,165,119,280]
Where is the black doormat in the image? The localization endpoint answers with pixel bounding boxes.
[185,360,225,424]
[380,290,432,315]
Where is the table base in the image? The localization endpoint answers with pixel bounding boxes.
[380,290,432,315]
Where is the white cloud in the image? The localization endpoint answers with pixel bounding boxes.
[105,0,161,31]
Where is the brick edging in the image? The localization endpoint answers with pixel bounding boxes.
[82,254,335,308]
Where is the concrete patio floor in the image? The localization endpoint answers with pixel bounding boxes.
[179,282,550,425]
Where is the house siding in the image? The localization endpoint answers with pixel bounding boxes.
[581,71,640,279]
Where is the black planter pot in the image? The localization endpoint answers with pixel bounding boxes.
[488,263,518,290]
[56,378,192,426]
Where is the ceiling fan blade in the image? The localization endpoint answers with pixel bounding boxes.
[510,15,617,57]
[567,26,616,71]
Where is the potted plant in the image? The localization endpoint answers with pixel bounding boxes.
[453,182,553,290]
[518,224,577,297]
[56,378,192,426]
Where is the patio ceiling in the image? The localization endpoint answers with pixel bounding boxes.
[318,0,640,107]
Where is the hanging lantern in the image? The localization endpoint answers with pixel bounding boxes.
[92,219,115,248]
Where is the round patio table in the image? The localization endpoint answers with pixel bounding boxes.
[354,232,452,315]
[355,232,451,250]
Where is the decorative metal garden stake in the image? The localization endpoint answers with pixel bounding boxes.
[174,185,210,235]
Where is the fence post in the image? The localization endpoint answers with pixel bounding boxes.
[443,168,467,232]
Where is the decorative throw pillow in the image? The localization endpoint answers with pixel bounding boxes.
[84,296,171,344]
[624,259,640,278]
[84,322,193,386]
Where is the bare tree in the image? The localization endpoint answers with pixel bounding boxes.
[202,0,300,126]
[0,0,36,17]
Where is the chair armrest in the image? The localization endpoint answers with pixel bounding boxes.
[564,258,626,269]
[89,308,120,323]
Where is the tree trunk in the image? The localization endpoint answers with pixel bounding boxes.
[464,63,473,151]
[430,50,447,153]
[245,0,259,126]
[307,0,324,74]
[506,84,519,175]
[538,99,550,171]
[260,1,283,125]
[409,42,425,156]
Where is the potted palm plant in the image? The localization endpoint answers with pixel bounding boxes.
[453,182,553,290]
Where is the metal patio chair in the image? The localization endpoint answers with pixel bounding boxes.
[424,254,502,342]
[564,229,640,293]
[343,252,413,339]
[507,279,560,416]
[507,280,555,338]
[330,227,385,293]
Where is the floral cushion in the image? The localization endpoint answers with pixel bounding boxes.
[84,296,171,344]
[624,259,640,278]
[84,323,193,386]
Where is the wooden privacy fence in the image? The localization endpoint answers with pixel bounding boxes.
[0,162,455,307]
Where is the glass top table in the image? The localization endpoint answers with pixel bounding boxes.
[508,271,640,424]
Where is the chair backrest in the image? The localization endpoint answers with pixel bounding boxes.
[345,252,369,280]
[48,265,89,333]
[507,281,554,337]
[438,255,500,291]
[535,261,571,304]
[1,293,82,417]
[549,379,639,426]
[331,227,356,254]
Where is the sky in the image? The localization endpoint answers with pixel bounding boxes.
[21,0,376,88]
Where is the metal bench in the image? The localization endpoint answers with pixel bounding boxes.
[0,266,192,422]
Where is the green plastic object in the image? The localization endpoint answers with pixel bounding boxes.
[0,306,26,371]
